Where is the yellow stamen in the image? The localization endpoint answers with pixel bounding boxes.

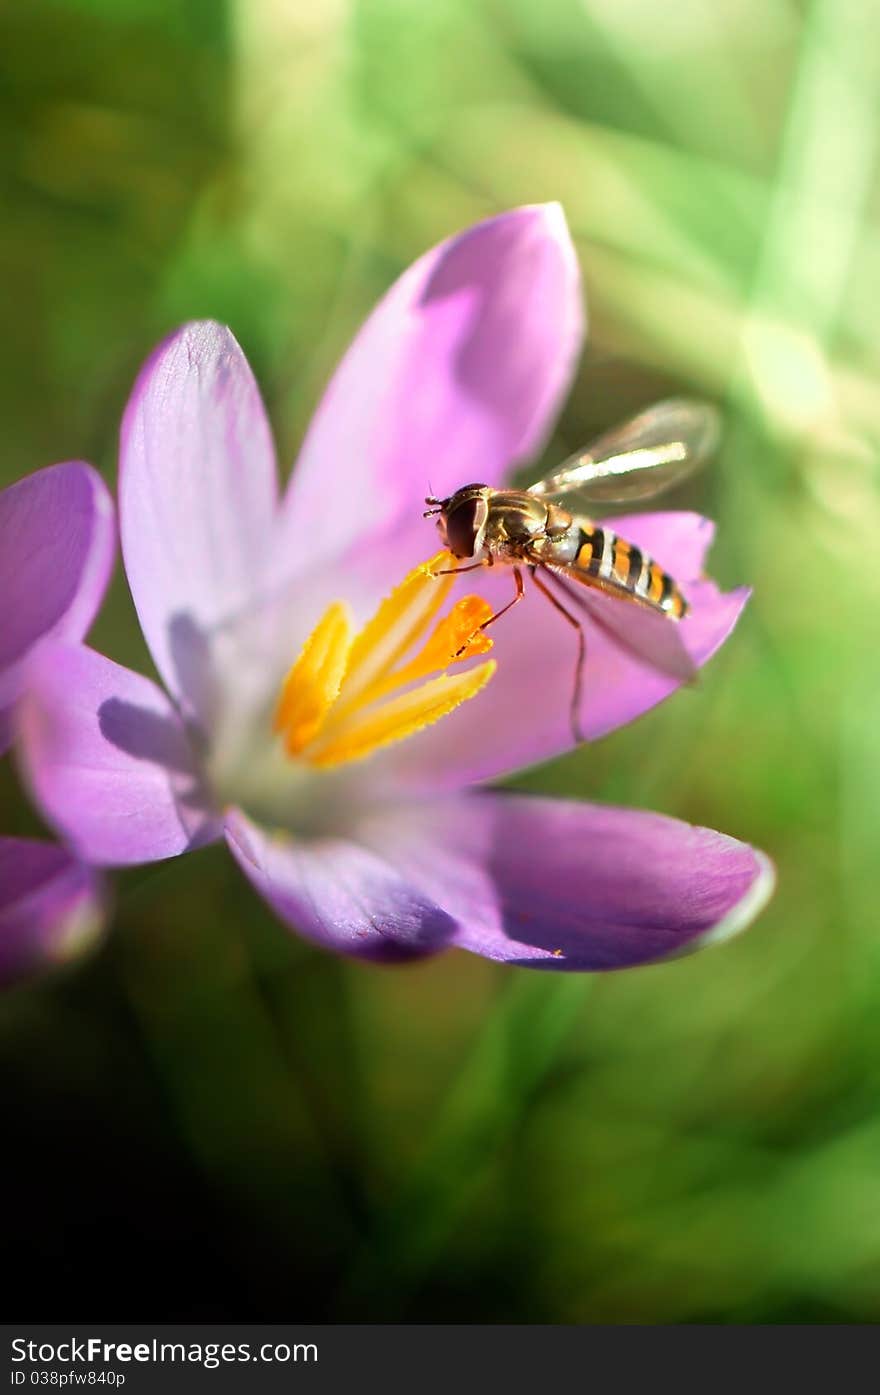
[273,552,496,769]
[307,664,496,769]
[339,549,454,707]
[274,601,354,755]
[374,594,494,693]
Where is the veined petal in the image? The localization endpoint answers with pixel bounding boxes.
[0,462,115,752]
[356,794,775,971]
[277,205,583,575]
[119,321,280,730]
[17,644,220,866]
[373,512,749,792]
[225,808,453,962]
[0,839,107,989]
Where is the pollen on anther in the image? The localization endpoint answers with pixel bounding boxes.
[272,553,497,771]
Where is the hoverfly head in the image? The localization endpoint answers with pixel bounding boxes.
[431,485,491,559]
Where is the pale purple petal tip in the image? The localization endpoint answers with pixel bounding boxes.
[278,204,584,575]
[17,644,220,867]
[0,461,116,751]
[119,320,279,728]
[0,838,107,989]
[356,794,775,971]
[225,807,453,963]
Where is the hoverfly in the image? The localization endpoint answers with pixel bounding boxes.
[424,398,720,742]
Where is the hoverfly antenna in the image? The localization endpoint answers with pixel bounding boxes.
[423,493,443,518]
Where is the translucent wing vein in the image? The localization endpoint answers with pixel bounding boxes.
[530,398,720,506]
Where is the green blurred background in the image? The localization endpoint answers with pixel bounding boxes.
[2,0,879,1323]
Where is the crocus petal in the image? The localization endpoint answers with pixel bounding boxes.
[119,321,280,729]
[356,794,774,971]
[278,204,583,575]
[0,462,115,751]
[373,512,749,792]
[17,644,219,866]
[225,807,453,963]
[0,838,107,989]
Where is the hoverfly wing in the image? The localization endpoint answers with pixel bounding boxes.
[545,565,698,683]
[529,398,720,507]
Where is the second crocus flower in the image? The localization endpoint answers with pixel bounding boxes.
[0,462,113,986]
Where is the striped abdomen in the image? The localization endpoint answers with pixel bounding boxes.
[567,523,687,618]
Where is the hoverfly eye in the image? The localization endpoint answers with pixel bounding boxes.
[444,498,483,558]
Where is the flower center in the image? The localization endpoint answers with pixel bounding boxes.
[272,551,496,769]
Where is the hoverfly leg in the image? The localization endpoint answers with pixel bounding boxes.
[452,565,524,658]
[431,560,491,577]
[529,566,587,744]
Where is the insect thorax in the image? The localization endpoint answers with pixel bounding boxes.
[484,492,558,556]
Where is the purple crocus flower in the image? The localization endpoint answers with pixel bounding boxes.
[0,462,113,986]
[17,205,773,970]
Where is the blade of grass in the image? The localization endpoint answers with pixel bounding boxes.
[335,971,592,1316]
